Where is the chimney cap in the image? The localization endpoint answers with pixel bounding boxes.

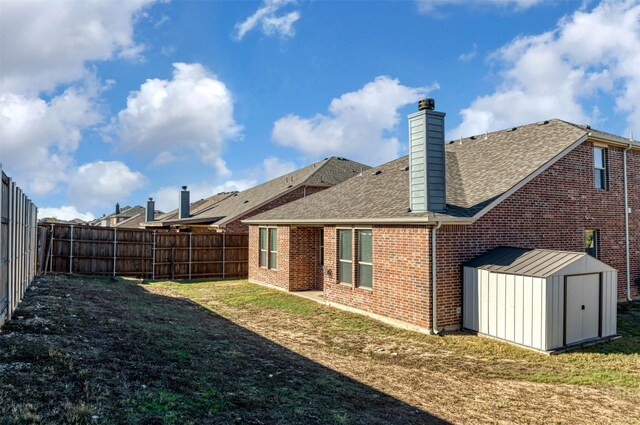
[148,197,153,201]
[181,186,188,190]
[418,98,435,111]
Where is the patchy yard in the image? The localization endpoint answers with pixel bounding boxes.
[1,275,639,424]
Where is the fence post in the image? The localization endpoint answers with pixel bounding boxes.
[48,224,54,273]
[222,233,225,278]
[188,233,192,280]
[69,224,74,274]
[152,230,156,280]
[112,228,117,277]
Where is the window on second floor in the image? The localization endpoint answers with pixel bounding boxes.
[594,147,607,190]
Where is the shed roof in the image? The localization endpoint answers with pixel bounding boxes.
[465,247,616,278]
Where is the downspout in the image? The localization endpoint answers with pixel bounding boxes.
[431,221,442,334]
[624,144,632,302]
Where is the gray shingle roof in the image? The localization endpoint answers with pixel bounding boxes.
[163,157,370,227]
[147,192,237,225]
[244,119,591,223]
[464,247,615,278]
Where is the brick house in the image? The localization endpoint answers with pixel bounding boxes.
[142,157,370,233]
[244,100,639,341]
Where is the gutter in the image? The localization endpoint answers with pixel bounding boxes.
[243,216,474,226]
[431,221,442,334]
[624,144,633,302]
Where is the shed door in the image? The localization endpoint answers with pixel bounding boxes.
[566,274,600,345]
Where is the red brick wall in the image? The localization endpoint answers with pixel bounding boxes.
[437,142,640,328]
[248,225,291,290]
[323,225,431,327]
[248,225,323,291]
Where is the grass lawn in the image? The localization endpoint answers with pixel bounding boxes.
[1,275,639,424]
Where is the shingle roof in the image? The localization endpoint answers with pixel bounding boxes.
[114,210,164,229]
[244,119,591,223]
[464,247,615,278]
[163,157,370,227]
[146,192,237,226]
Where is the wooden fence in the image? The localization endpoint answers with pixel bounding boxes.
[40,224,248,279]
[1,166,38,326]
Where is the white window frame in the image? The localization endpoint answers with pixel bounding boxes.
[594,146,607,190]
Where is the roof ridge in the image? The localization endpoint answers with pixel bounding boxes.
[300,157,334,184]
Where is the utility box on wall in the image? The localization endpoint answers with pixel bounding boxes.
[463,247,618,352]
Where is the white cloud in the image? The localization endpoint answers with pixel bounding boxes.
[459,43,478,62]
[38,206,95,222]
[416,0,543,15]
[272,76,437,165]
[152,180,256,212]
[450,0,640,139]
[115,63,241,176]
[151,151,179,167]
[67,161,146,209]
[233,0,300,41]
[0,0,156,94]
[262,156,296,180]
[0,87,102,195]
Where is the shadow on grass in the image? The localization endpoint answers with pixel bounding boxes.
[0,275,447,425]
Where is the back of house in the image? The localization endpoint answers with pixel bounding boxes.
[245,98,639,352]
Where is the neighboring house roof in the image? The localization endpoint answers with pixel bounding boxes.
[142,192,237,228]
[161,156,370,227]
[115,205,144,219]
[244,119,639,225]
[114,210,165,229]
[464,247,616,278]
[90,205,143,226]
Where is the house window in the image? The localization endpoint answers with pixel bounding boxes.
[585,229,599,258]
[268,228,278,269]
[338,229,352,284]
[357,230,372,288]
[594,147,607,190]
[259,228,267,267]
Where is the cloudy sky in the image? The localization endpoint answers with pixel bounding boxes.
[1,0,639,221]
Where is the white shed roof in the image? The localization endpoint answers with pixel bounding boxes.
[465,247,616,278]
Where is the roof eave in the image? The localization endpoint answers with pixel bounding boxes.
[243,216,474,225]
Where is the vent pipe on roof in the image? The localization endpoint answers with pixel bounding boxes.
[179,186,190,219]
[115,203,120,215]
[146,197,155,222]
[409,98,446,213]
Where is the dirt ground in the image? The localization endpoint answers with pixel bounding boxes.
[1,275,639,424]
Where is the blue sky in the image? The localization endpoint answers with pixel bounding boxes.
[1,0,639,220]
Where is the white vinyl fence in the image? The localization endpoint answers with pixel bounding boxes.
[1,165,38,326]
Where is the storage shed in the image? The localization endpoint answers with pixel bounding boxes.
[463,247,618,352]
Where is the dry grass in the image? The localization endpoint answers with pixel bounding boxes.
[1,275,638,424]
[149,279,640,424]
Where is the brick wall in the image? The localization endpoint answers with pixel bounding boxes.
[436,142,640,328]
[248,225,323,291]
[248,225,291,290]
[323,225,431,327]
